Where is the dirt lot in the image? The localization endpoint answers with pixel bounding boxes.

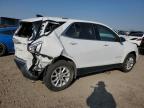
[0,55,144,108]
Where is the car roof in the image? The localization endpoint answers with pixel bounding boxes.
[21,17,69,22]
[21,16,111,30]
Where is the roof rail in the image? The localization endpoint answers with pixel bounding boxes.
[36,14,43,17]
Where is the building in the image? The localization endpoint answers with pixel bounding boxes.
[0,17,20,27]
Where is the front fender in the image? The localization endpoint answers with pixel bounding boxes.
[121,42,139,63]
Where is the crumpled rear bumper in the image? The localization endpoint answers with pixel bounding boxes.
[14,56,39,80]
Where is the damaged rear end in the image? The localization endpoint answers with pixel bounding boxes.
[13,17,65,80]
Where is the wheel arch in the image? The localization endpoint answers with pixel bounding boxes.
[128,51,136,57]
[51,55,77,78]
[122,51,137,63]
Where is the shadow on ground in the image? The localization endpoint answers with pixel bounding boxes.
[87,81,116,108]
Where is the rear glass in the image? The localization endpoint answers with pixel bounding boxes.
[16,22,35,38]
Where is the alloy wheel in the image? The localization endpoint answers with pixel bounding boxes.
[126,57,134,70]
[51,66,71,87]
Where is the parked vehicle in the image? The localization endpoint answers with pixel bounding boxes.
[0,27,17,56]
[124,31,144,52]
[13,17,138,91]
[118,30,129,36]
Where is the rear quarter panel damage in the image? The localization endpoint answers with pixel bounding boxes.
[34,32,63,58]
[30,32,64,69]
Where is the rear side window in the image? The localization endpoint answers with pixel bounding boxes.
[64,22,95,40]
[65,24,77,38]
[44,22,65,33]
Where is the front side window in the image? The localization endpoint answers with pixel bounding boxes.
[96,25,118,42]
[64,22,95,40]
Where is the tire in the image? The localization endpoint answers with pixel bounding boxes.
[43,60,74,91]
[121,54,136,72]
[0,43,6,56]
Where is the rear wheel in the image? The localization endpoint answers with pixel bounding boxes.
[0,43,6,56]
[43,60,74,91]
[121,54,136,72]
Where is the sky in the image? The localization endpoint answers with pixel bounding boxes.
[0,0,144,31]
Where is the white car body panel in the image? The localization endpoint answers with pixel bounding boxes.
[121,42,139,62]
[14,32,64,70]
[14,36,33,69]
[60,36,124,68]
[13,17,139,74]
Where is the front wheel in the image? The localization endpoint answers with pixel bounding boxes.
[121,54,136,72]
[43,60,74,91]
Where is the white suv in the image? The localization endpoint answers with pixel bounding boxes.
[13,17,138,91]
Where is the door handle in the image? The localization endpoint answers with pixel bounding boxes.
[104,44,109,46]
[70,42,77,45]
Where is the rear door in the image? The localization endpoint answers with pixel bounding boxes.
[60,22,113,68]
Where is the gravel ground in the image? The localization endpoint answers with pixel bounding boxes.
[0,55,144,108]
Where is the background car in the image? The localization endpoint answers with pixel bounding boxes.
[124,31,144,53]
[0,26,17,56]
[118,30,129,36]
